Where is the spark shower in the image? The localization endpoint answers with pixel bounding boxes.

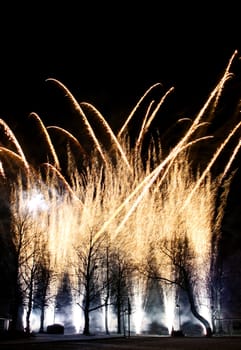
[0,50,240,336]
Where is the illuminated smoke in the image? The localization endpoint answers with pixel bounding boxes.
[1,50,240,335]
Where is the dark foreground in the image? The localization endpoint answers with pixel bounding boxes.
[1,335,241,350]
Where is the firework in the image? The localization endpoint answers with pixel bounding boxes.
[1,50,240,336]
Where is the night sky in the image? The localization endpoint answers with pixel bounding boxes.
[0,3,240,133]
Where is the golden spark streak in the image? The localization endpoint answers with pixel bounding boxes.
[115,137,212,234]
[46,78,108,166]
[0,146,30,172]
[0,119,29,171]
[94,134,211,241]
[80,102,131,171]
[135,100,155,149]
[183,120,241,210]
[46,126,87,156]
[210,50,238,118]
[143,86,175,133]
[40,162,83,205]
[29,112,60,169]
[220,138,241,182]
[117,82,163,138]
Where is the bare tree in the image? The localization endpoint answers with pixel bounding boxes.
[146,234,213,337]
[0,181,15,323]
[9,190,50,334]
[9,207,35,331]
[33,247,54,333]
[8,174,51,333]
[21,229,42,334]
[101,245,111,335]
[73,228,106,335]
[109,248,134,334]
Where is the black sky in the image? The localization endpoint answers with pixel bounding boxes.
[0,3,240,134]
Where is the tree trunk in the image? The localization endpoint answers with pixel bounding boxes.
[10,276,24,331]
[105,246,110,335]
[39,302,45,333]
[184,270,212,337]
[117,298,122,334]
[25,275,34,334]
[105,300,109,335]
[83,308,90,335]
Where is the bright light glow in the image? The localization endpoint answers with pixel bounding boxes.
[26,191,49,214]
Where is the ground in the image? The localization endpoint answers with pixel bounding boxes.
[1,334,241,350]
